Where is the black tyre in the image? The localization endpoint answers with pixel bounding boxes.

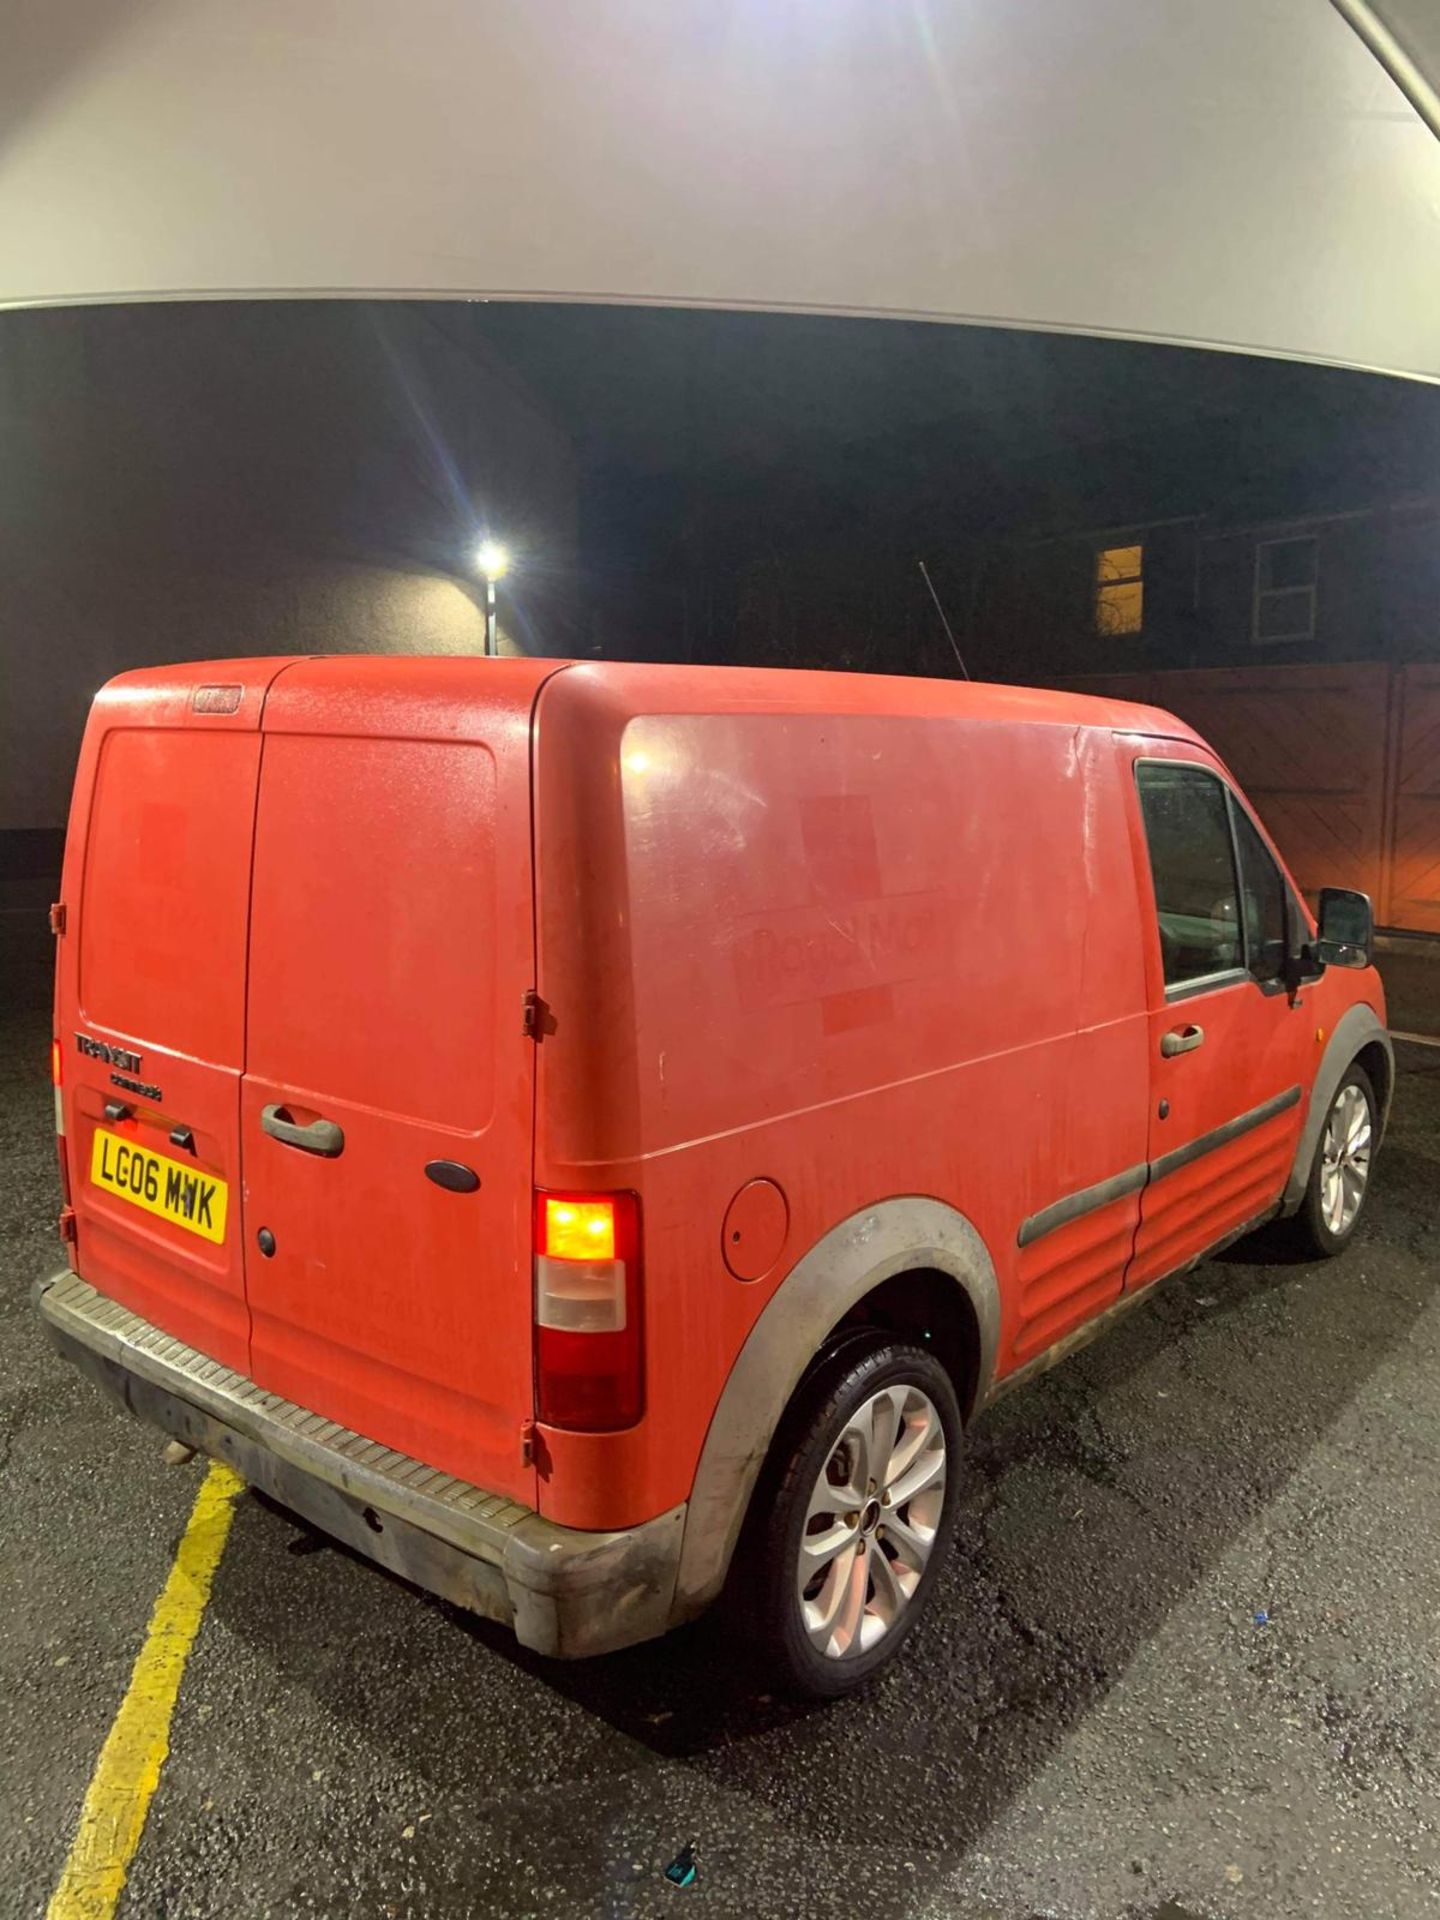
[741,1333,961,1699]
[1287,1063,1377,1258]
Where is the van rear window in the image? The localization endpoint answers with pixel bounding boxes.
[79,728,262,1066]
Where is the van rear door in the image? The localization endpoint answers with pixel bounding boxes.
[240,658,548,1502]
[57,661,302,1372]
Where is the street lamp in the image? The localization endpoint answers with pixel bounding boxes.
[475,540,511,656]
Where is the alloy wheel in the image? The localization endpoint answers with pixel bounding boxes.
[796,1383,947,1661]
[1320,1080,1372,1237]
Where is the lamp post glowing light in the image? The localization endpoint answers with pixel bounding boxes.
[475,540,511,656]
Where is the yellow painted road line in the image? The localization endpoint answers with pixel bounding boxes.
[47,1462,243,1920]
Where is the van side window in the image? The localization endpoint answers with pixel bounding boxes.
[1136,764,1242,988]
[1229,800,1288,985]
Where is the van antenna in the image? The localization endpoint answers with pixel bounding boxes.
[918,560,970,679]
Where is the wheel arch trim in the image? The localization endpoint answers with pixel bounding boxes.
[1282,1000,1393,1213]
[670,1195,1000,1620]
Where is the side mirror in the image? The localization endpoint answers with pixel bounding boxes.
[1316,887,1374,969]
[1283,889,1321,991]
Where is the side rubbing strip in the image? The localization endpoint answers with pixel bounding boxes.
[1018,1162,1148,1248]
[1017,1084,1304,1249]
[1149,1084,1302,1184]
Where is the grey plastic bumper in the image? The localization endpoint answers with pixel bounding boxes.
[35,1271,684,1659]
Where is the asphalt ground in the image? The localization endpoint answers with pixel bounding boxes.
[3,908,1438,1920]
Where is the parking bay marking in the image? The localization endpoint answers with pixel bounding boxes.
[47,1462,243,1920]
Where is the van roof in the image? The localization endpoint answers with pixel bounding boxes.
[535,660,1198,741]
[99,656,1198,745]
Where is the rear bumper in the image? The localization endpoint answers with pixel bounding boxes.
[34,1270,685,1659]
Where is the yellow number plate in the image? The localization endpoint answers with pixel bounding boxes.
[90,1128,228,1244]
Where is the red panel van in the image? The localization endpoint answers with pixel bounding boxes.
[36,658,1391,1694]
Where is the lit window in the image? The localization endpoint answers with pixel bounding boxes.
[1095,544,1143,636]
[1254,536,1317,644]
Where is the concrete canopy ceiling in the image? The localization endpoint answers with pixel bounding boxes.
[1336,0,1440,136]
[2,1,1438,381]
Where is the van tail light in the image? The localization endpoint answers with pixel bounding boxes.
[534,1190,643,1432]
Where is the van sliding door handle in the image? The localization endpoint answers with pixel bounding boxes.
[1160,1024,1205,1057]
[260,1104,345,1157]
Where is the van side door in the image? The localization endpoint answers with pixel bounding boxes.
[1122,738,1313,1287]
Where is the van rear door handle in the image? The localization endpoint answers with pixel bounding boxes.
[1160,1024,1205,1057]
[260,1103,345,1157]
